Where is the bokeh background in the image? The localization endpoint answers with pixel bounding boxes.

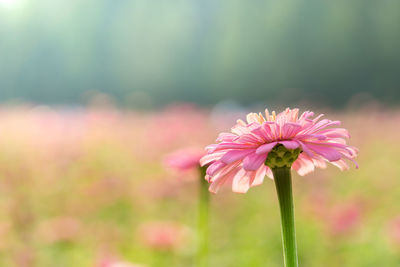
[0,0,400,266]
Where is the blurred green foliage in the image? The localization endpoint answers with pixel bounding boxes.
[0,0,399,107]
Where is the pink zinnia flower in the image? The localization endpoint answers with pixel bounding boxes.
[329,203,362,235]
[201,108,358,193]
[164,148,204,171]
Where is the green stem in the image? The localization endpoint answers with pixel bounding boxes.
[272,167,298,267]
[197,166,209,267]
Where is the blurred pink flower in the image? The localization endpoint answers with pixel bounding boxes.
[164,148,204,171]
[98,257,145,267]
[329,203,361,235]
[201,108,358,193]
[137,221,189,251]
[387,217,400,246]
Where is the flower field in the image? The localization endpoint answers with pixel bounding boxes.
[0,105,399,266]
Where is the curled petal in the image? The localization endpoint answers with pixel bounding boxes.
[278,140,300,150]
[206,161,227,176]
[297,141,315,157]
[256,141,277,155]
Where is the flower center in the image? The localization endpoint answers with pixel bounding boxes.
[264,144,302,169]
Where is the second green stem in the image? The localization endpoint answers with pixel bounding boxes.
[197,166,209,267]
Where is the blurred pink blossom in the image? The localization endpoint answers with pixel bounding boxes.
[305,194,363,236]
[137,221,189,251]
[97,256,145,267]
[164,148,204,172]
[329,203,361,235]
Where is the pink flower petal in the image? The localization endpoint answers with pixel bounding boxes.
[330,159,350,171]
[255,141,277,155]
[297,140,315,157]
[235,133,263,144]
[209,166,240,193]
[206,161,226,176]
[250,126,270,142]
[213,142,258,152]
[250,166,266,186]
[265,167,273,179]
[220,149,255,164]
[208,161,241,181]
[243,152,267,171]
[200,151,225,166]
[305,143,342,161]
[216,132,237,142]
[310,154,328,169]
[231,169,251,193]
[281,122,302,139]
[278,140,300,150]
[292,154,314,176]
[246,113,261,124]
[316,128,350,139]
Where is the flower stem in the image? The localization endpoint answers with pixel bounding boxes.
[272,167,298,267]
[197,166,209,267]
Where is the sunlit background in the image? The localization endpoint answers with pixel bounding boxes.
[1,0,400,108]
[0,1,400,266]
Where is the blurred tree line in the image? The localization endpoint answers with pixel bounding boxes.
[0,0,399,108]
